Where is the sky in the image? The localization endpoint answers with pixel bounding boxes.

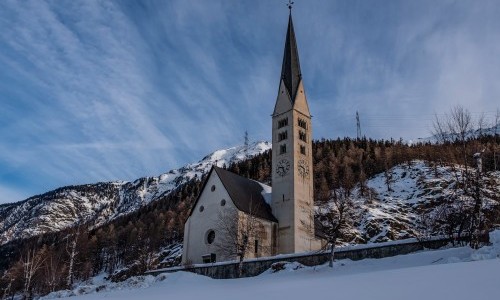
[1,0,499,204]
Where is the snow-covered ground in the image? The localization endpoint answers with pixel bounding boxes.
[43,231,500,300]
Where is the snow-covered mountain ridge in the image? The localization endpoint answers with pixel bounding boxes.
[0,142,271,245]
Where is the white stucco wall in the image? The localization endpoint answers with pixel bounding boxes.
[182,170,277,264]
[182,171,236,264]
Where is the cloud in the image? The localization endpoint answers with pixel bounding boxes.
[297,0,500,140]
[0,0,499,203]
[0,1,179,196]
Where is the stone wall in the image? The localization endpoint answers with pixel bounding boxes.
[147,236,486,279]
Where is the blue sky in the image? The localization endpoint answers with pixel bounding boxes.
[1,0,499,204]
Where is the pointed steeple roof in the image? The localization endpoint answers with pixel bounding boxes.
[281,12,302,103]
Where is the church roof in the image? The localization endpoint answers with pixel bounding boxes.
[281,12,302,103]
[189,166,277,223]
[214,167,277,223]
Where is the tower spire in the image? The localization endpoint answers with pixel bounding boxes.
[281,4,302,103]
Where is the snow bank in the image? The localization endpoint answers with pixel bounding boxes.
[42,230,500,300]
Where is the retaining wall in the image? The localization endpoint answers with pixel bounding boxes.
[147,236,486,279]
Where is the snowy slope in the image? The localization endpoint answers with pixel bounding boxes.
[41,230,500,300]
[337,160,500,243]
[0,142,271,245]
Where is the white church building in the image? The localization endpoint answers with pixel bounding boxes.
[182,11,325,265]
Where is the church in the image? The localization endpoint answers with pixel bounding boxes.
[182,11,324,265]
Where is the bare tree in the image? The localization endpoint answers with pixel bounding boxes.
[1,266,21,300]
[315,188,355,267]
[432,113,449,143]
[469,151,485,248]
[214,202,267,277]
[20,246,47,299]
[432,105,474,183]
[65,228,80,288]
[477,112,487,138]
[384,168,394,192]
[43,247,64,294]
[432,152,489,249]
[136,238,158,272]
[494,109,499,171]
[434,198,472,246]
[415,209,434,242]
[447,105,473,174]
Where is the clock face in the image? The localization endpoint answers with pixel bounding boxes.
[298,159,310,179]
[276,159,291,177]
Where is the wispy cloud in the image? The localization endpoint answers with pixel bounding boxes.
[302,0,500,139]
[1,0,499,203]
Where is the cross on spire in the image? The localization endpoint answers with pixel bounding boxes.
[286,0,294,12]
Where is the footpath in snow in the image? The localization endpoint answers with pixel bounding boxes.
[43,231,500,300]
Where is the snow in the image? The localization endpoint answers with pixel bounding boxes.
[343,160,500,243]
[258,182,272,205]
[42,230,500,300]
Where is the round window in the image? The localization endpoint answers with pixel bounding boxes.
[220,199,226,206]
[199,205,204,212]
[206,230,215,244]
[211,185,216,192]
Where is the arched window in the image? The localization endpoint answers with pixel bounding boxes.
[280,144,287,154]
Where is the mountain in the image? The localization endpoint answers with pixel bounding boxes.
[2,138,499,247]
[0,141,271,245]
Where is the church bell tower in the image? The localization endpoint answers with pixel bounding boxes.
[271,9,316,254]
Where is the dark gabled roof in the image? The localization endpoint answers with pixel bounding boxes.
[214,167,277,223]
[188,166,277,223]
[281,12,302,104]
